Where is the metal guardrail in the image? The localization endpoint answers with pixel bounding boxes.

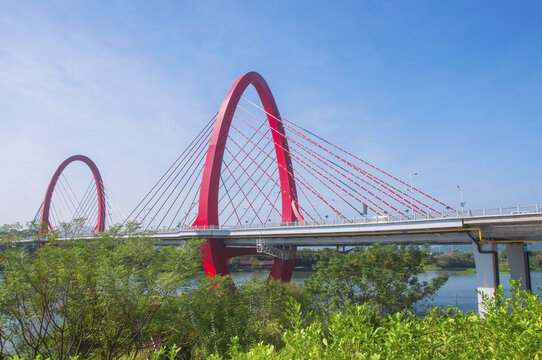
[55,204,542,237]
[149,203,542,234]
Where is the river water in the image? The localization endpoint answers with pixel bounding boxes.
[231,271,542,313]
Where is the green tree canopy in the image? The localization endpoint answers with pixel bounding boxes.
[0,227,202,359]
[303,244,448,315]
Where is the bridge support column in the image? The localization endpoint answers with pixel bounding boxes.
[506,242,531,291]
[472,241,499,314]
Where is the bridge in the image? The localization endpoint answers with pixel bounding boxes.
[153,206,542,246]
[29,71,541,313]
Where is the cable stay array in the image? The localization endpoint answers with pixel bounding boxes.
[35,155,128,237]
[32,72,458,282]
[124,115,216,231]
[127,91,455,232]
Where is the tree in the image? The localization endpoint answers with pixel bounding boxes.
[0,225,202,359]
[0,221,39,241]
[158,276,314,358]
[293,248,318,271]
[303,244,448,315]
[0,222,316,359]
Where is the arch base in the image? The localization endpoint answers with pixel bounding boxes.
[201,239,295,282]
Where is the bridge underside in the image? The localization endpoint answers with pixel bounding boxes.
[221,231,474,247]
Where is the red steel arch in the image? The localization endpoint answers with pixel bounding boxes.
[39,155,106,236]
[193,71,303,281]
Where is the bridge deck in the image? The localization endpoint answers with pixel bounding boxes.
[154,212,542,247]
[19,211,542,248]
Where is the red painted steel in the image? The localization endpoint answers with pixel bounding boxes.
[40,155,106,236]
[193,71,303,281]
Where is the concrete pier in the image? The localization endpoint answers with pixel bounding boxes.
[506,242,531,291]
[472,241,499,314]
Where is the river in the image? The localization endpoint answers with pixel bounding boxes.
[231,271,542,313]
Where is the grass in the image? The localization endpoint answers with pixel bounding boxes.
[456,268,476,274]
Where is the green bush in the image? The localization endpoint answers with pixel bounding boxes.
[223,281,542,359]
[158,276,313,359]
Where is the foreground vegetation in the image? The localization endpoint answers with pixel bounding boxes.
[1,223,541,359]
[219,283,542,359]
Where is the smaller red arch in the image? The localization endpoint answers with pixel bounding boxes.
[39,155,106,236]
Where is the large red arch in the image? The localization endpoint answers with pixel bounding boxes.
[39,155,106,236]
[193,71,303,281]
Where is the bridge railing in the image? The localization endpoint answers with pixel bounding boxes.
[147,203,541,233]
[46,203,542,240]
[56,204,540,236]
[440,204,541,218]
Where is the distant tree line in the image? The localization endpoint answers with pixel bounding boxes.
[432,250,542,272]
[226,248,321,272]
[432,251,475,269]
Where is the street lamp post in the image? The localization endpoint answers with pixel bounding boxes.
[457,185,465,214]
[410,173,418,219]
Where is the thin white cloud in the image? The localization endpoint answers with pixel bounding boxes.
[0,3,208,223]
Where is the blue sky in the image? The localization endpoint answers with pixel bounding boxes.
[1,0,541,224]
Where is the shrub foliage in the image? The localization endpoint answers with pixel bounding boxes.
[1,224,541,359]
[223,282,542,359]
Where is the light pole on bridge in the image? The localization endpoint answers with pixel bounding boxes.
[457,185,466,214]
[410,173,418,219]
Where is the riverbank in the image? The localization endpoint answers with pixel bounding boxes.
[227,249,542,273]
